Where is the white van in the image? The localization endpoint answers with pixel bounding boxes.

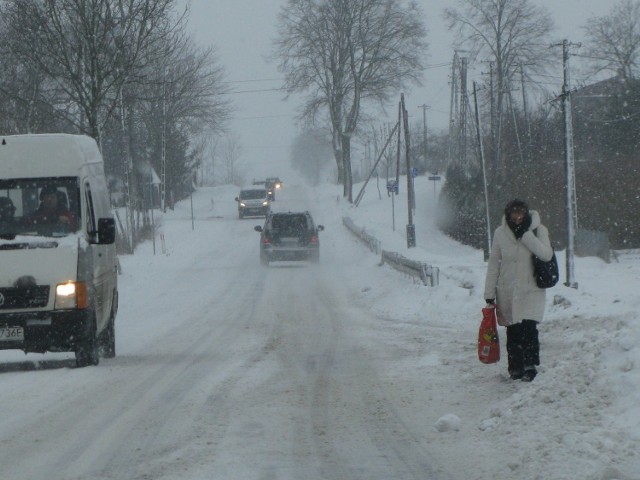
[0,134,118,367]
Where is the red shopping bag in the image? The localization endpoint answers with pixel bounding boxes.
[478,306,500,364]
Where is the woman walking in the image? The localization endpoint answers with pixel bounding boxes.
[484,199,554,381]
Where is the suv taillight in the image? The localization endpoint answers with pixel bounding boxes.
[310,234,318,245]
[262,236,271,245]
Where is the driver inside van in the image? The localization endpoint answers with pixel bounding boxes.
[0,197,16,223]
[0,197,16,236]
[23,185,78,231]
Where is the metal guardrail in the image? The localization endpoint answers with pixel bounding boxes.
[342,217,439,286]
[342,217,381,254]
[611,249,640,263]
[380,250,439,286]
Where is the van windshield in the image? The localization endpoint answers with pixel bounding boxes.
[240,190,267,200]
[0,177,81,239]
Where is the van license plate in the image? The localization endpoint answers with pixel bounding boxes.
[0,327,24,341]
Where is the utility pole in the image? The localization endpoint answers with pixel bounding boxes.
[520,63,532,158]
[401,94,416,248]
[161,67,167,212]
[119,81,135,253]
[489,61,495,145]
[473,81,492,260]
[449,51,460,163]
[459,56,468,165]
[506,78,525,163]
[419,104,429,171]
[396,100,402,190]
[552,39,580,289]
[354,123,399,207]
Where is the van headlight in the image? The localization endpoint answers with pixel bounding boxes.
[55,281,88,309]
[239,202,246,207]
[262,201,269,206]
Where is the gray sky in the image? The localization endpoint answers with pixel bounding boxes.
[182,0,614,175]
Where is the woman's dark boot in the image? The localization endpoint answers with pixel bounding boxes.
[521,367,537,382]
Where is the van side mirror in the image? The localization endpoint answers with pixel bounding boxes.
[97,218,116,244]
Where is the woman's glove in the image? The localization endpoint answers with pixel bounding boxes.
[513,213,532,239]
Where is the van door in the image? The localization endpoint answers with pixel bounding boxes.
[83,180,114,333]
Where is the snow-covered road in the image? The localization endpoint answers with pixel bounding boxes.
[1,180,639,480]
[0,185,460,479]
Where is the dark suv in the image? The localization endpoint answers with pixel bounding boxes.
[254,211,324,264]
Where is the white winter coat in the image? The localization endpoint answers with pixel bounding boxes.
[483,210,554,326]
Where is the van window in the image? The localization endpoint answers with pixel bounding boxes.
[0,177,81,238]
[85,183,97,235]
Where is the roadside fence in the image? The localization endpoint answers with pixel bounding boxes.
[342,217,439,286]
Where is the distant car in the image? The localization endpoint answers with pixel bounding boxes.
[254,211,324,265]
[266,177,282,189]
[265,177,282,200]
[235,189,270,219]
[265,184,275,201]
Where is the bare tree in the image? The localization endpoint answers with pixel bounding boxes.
[444,0,553,176]
[0,0,180,144]
[582,0,640,82]
[290,128,333,185]
[196,136,217,187]
[0,53,64,134]
[216,133,244,186]
[139,36,230,136]
[135,33,230,197]
[274,0,427,202]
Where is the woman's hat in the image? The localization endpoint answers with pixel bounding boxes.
[505,198,529,217]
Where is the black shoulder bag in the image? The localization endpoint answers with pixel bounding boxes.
[531,229,559,288]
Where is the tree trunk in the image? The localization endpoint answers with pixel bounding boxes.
[332,127,344,185]
[333,149,344,185]
[342,133,353,202]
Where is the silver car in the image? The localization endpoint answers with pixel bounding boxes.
[235,189,270,219]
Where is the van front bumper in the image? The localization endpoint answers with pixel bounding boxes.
[0,310,91,354]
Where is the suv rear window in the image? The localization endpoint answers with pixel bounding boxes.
[270,214,310,233]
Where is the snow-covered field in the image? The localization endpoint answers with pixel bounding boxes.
[0,176,638,480]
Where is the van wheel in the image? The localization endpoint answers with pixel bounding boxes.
[76,313,100,367]
[98,311,116,358]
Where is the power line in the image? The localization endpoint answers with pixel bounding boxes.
[237,113,294,120]
[226,77,282,84]
[220,87,287,95]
